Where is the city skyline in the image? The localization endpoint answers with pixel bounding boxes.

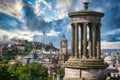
[0,0,120,49]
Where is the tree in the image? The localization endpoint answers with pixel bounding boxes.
[56,68,65,78]
[8,62,23,80]
[0,64,11,80]
[17,62,48,80]
[7,62,48,80]
[1,56,10,64]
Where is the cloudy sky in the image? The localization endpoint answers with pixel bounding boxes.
[0,0,120,49]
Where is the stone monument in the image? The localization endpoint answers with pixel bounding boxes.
[64,2,107,80]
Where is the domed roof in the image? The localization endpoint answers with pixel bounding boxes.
[104,56,116,61]
[69,2,104,17]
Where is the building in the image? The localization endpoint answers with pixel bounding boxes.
[60,34,68,55]
[58,34,68,67]
[116,52,120,76]
[16,44,26,51]
[15,55,23,61]
[104,53,120,80]
[64,2,107,80]
[8,59,17,66]
[14,36,68,76]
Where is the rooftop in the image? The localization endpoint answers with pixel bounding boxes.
[69,2,104,17]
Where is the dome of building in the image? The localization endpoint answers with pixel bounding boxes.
[104,56,116,64]
[105,52,111,56]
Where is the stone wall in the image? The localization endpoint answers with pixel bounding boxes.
[64,68,106,80]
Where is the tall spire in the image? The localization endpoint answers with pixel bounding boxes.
[62,33,65,39]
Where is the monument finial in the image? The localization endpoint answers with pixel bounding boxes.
[84,2,89,10]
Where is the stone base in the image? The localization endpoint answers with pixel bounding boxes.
[64,68,106,80]
[65,58,107,69]
[64,58,107,80]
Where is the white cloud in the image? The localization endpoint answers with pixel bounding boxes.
[94,7,104,12]
[33,0,76,22]
[0,30,43,41]
[66,24,71,30]
[38,0,72,22]
[56,0,72,10]
[0,0,25,22]
[15,30,43,41]
[46,30,60,36]
[101,41,120,49]
[41,0,51,9]
[33,0,52,17]
[106,29,120,35]
[54,0,72,20]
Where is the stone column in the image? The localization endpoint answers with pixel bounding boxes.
[92,23,97,58]
[96,23,101,59]
[74,23,79,58]
[82,23,87,58]
[71,24,75,57]
[89,24,92,58]
[80,24,83,58]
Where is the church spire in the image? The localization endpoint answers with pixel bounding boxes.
[62,33,66,39]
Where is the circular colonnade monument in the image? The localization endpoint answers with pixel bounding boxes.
[63,2,107,80]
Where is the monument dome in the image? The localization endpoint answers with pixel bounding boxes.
[104,56,116,64]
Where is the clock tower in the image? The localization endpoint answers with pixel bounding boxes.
[60,34,67,55]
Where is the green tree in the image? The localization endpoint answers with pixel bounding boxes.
[8,62,23,80]
[0,64,11,80]
[17,62,48,80]
[56,68,65,78]
[1,56,10,64]
[7,62,48,80]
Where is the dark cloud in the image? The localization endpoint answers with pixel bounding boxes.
[109,6,120,29]
[102,29,120,42]
[23,1,70,33]
[89,0,120,43]
[0,12,23,30]
[106,35,120,42]
[89,0,120,30]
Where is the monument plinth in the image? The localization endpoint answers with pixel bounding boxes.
[64,2,107,80]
